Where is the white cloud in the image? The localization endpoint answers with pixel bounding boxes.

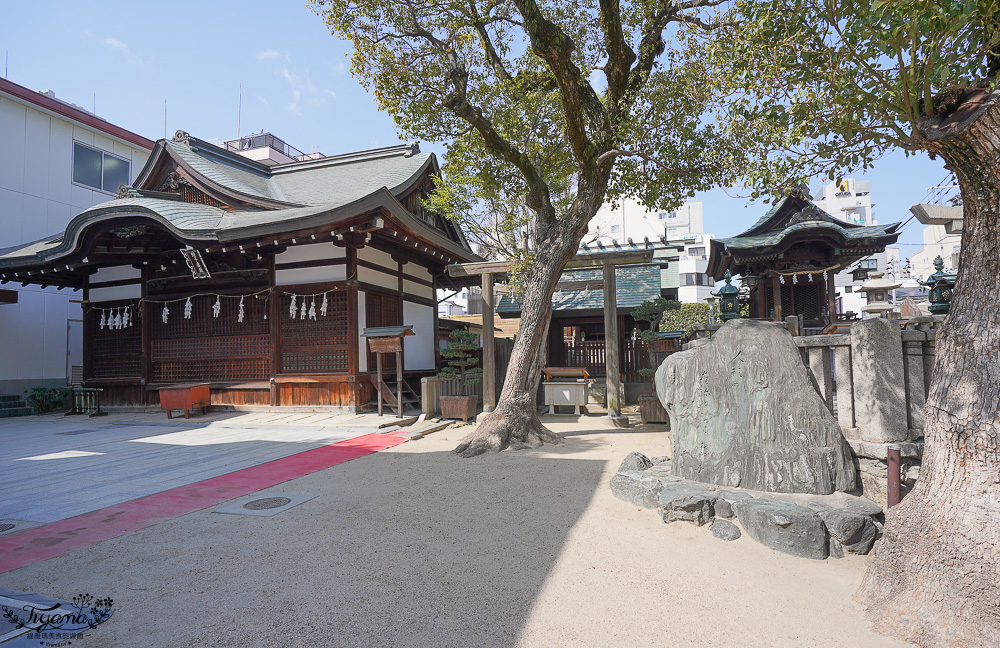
[256,49,284,62]
[286,90,302,116]
[334,61,346,74]
[104,37,142,66]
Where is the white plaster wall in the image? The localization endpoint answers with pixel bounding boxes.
[91,265,141,283]
[274,242,346,264]
[276,265,347,286]
[358,291,368,372]
[403,262,432,281]
[358,266,398,291]
[90,285,141,302]
[359,246,397,268]
[403,279,433,299]
[403,301,436,370]
[0,91,151,390]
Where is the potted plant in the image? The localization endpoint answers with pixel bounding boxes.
[438,329,483,421]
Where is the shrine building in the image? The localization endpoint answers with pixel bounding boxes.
[707,191,902,331]
[0,131,481,410]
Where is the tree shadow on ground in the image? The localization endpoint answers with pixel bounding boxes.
[0,434,613,648]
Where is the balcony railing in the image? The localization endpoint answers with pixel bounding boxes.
[224,133,305,160]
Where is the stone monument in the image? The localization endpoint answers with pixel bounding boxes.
[655,319,857,494]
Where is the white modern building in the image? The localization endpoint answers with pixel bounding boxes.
[0,77,153,395]
[587,197,714,303]
[814,178,874,225]
[588,196,704,245]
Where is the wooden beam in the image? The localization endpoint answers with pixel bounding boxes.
[481,273,496,413]
[447,248,654,277]
[603,262,622,416]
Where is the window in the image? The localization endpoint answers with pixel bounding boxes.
[845,286,853,293]
[73,142,130,193]
[610,225,621,233]
[658,212,670,220]
[682,273,710,286]
[860,259,877,270]
[688,246,705,257]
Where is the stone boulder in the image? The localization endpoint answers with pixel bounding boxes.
[618,451,654,473]
[732,498,829,559]
[655,319,856,494]
[813,507,878,554]
[658,483,719,525]
[711,519,742,541]
[610,471,664,508]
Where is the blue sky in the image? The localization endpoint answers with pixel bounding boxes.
[2,0,948,258]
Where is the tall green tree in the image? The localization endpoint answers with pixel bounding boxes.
[311,0,733,456]
[712,2,1000,645]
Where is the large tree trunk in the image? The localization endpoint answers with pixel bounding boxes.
[857,90,1000,646]
[453,220,584,457]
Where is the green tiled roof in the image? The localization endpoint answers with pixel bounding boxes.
[718,221,899,250]
[497,264,661,317]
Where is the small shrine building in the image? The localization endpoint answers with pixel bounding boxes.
[0,131,481,409]
[707,192,902,329]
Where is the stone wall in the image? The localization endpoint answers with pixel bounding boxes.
[687,316,944,507]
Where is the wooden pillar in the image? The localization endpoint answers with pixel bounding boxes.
[754,283,766,319]
[603,262,621,415]
[772,273,783,321]
[396,349,403,418]
[481,273,496,413]
[826,270,837,321]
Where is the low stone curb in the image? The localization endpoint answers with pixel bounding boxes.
[610,451,885,560]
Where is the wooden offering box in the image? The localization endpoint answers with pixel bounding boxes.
[159,383,211,419]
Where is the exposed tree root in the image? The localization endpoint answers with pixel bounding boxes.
[856,484,1000,647]
[453,391,563,457]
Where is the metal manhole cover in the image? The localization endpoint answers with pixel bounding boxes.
[242,497,292,510]
[0,524,15,533]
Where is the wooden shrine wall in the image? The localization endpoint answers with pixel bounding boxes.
[149,294,271,383]
[84,299,143,381]
[275,287,350,373]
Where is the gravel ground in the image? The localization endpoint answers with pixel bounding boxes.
[0,419,911,648]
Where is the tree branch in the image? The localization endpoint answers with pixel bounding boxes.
[595,149,708,174]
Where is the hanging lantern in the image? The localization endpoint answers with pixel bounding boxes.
[711,270,742,322]
[739,274,762,289]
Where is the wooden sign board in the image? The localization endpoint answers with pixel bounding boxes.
[368,337,403,353]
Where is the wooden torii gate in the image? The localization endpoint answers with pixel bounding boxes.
[447,248,654,421]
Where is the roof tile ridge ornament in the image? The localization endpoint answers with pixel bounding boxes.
[172,130,191,145]
[117,185,141,199]
[407,141,421,157]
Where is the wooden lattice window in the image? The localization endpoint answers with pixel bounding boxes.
[794,284,822,320]
[87,301,142,380]
[279,290,350,373]
[179,185,229,209]
[150,294,271,383]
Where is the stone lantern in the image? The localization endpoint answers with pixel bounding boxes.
[858,271,902,316]
[917,255,957,314]
[712,269,742,321]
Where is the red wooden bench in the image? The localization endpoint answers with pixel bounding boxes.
[159,383,211,419]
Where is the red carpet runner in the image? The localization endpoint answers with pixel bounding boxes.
[0,433,406,574]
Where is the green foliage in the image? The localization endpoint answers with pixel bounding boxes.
[660,302,720,338]
[703,0,1000,193]
[23,387,69,414]
[637,368,654,379]
[631,297,680,341]
[309,0,737,257]
[438,329,484,395]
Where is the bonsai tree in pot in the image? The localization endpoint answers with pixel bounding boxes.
[438,329,483,422]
